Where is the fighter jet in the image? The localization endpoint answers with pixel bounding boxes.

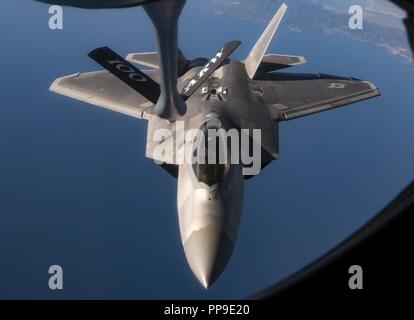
[34,0,380,288]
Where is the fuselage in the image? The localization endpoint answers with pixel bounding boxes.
[177,157,244,288]
[170,59,276,288]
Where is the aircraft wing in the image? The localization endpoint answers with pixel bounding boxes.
[254,72,380,121]
[49,70,160,120]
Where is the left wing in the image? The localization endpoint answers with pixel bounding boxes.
[50,70,160,120]
[253,72,380,121]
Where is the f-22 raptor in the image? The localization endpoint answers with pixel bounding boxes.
[35,0,380,288]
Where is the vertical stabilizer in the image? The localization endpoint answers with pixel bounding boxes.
[244,3,287,79]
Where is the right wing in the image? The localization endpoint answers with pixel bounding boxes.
[254,72,380,121]
[50,70,160,120]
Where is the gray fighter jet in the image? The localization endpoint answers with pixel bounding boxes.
[35,0,380,288]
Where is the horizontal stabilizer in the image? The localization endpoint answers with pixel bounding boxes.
[245,3,287,79]
[256,54,306,74]
[126,52,159,69]
[126,49,188,76]
[89,47,161,104]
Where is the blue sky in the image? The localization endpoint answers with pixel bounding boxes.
[0,0,413,299]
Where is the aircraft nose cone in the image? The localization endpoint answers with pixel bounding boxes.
[183,225,234,289]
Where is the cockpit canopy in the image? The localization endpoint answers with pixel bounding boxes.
[192,117,230,187]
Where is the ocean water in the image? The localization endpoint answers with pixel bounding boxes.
[0,1,413,299]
